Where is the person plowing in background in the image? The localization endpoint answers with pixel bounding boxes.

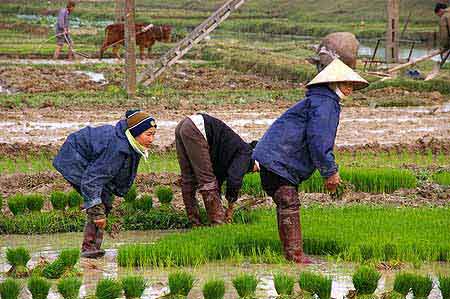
[175,113,259,226]
[53,1,76,60]
[252,58,369,263]
[53,110,157,259]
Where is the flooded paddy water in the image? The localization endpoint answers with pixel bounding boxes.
[1,231,449,299]
[0,104,448,149]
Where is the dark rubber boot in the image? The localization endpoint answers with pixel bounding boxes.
[201,190,225,225]
[181,185,202,227]
[274,186,311,264]
[81,221,105,259]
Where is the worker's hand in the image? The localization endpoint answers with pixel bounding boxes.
[325,172,341,192]
[225,203,234,223]
[94,218,107,229]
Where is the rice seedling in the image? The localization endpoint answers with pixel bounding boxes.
[25,194,45,212]
[232,273,258,299]
[6,247,31,278]
[132,194,153,212]
[57,277,82,299]
[67,190,83,209]
[352,266,381,295]
[96,278,122,299]
[439,275,450,299]
[124,184,138,202]
[273,273,295,297]
[42,248,80,279]
[298,272,332,299]
[0,278,21,299]
[155,185,174,205]
[432,172,450,186]
[393,273,433,299]
[202,279,225,299]
[168,271,195,297]
[50,191,68,211]
[121,275,147,299]
[28,276,51,299]
[7,195,27,216]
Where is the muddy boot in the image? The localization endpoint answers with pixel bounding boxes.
[81,221,105,259]
[181,185,201,227]
[201,190,225,225]
[274,186,311,264]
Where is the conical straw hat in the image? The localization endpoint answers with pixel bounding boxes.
[306,58,369,90]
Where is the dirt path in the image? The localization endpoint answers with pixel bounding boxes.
[0,104,448,149]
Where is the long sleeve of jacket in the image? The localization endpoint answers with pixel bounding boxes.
[57,9,69,30]
[305,98,339,178]
[225,150,252,203]
[80,143,125,209]
[440,15,450,50]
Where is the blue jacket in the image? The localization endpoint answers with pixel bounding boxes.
[53,120,140,209]
[253,84,340,185]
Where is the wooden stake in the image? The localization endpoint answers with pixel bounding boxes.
[124,0,136,98]
[386,0,400,63]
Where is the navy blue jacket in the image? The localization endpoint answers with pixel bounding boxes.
[53,120,140,209]
[253,84,340,185]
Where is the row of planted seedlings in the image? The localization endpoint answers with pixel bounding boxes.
[118,206,450,267]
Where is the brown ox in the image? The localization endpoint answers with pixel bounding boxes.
[100,23,171,59]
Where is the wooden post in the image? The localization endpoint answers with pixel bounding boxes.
[386,0,400,63]
[124,0,136,98]
[114,0,124,23]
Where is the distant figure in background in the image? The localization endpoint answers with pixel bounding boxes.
[53,1,76,59]
[435,3,450,50]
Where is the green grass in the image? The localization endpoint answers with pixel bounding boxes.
[7,195,28,216]
[42,248,80,279]
[202,279,225,299]
[439,275,450,299]
[155,185,174,205]
[67,190,83,209]
[28,276,51,299]
[50,191,68,211]
[124,184,138,202]
[0,278,21,299]
[25,194,45,212]
[6,247,30,278]
[299,272,332,299]
[96,278,122,299]
[352,266,381,295]
[232,274,258,299]
[432,172,450,186]
[117,206,450,267]
[57,277,82,299]
[393,273,433,299]
[273,273,295,296]
[121,276,147,299]
[168,271,195,297]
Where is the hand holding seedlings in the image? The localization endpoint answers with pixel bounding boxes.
[325,172,342,192]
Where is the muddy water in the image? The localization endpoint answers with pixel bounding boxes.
[1,232,450,299]
[0,104,449,149]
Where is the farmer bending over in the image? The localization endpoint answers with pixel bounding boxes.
[53,1,75,60]
[435,3,450,51]
[253,59,369,263]
[53,110,157,259]
[175,113,259,226]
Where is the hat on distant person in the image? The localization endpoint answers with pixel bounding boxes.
[126,110,157,137]
[306,58,369,90]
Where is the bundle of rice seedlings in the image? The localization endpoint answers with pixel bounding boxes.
[133,194,153,212]
[299,272,332,299]
[57,277,82,299]
[155,185,174,205]
[124,184,138,202]
[121,275,147,299]
[439,275,450,299]
[0,278,21,299]
[393,273,433,299]
[50,191,68,211]
[25,194,45,212]
[67,191,83,209]
[42,248,80,279]
[7,195,27,216]
[202,279,225,299]
[232,273,258,299]
[96,278,122,299]
[352,266,381,295]
[28,276,51,299]
[168,271,195,297]
[274,273,295,297]
[6,247,31,278]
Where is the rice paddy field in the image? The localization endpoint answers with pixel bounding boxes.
[1,0,450,298]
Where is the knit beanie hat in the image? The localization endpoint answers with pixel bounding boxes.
[126,109,157,137]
